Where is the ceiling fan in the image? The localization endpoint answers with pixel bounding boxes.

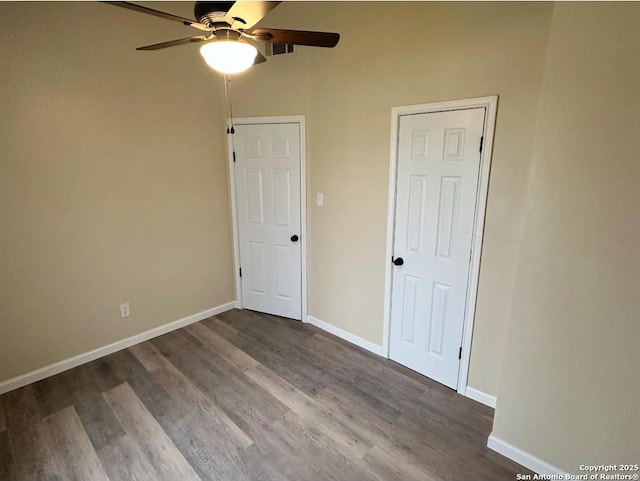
[103,1,341,74]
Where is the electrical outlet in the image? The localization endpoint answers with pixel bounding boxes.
[119,303,130,318]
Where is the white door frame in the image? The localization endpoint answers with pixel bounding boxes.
[227,115,308,321]
[382,96,498,396]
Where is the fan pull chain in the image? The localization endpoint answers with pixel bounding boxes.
[224,74,235,134]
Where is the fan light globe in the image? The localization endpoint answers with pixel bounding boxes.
[199,41,257,74]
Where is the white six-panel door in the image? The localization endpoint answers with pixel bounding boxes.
[389,108,485,389]
[233,122,302,320]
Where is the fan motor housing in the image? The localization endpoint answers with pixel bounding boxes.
[194,1,235,25]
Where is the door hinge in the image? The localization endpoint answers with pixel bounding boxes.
[458,347,462,360]
[479,136,484,153]
[239,267,242,277]
[232,151,236,163]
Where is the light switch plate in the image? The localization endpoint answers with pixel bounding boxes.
[316,193,324,207]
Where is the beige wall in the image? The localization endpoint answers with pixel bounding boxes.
[0,2,235,382]
[492,2,640,470]
[231,2,553,396]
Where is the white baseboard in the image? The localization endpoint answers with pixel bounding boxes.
[488,434,566,476]
[306,315,384,356]
[464,386,497,409]
[0,301,236,395]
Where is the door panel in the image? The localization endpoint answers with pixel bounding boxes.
[234,123,302,320]
[245,169,265,224]
[389,108,485,389]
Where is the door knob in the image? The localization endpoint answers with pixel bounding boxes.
[393,257,404,266]
[291,235,299,242]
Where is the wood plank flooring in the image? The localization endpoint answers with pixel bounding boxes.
[0,309,530,481]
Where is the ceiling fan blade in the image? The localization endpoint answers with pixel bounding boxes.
[225,1,281,29]
[251,28,340,48]
[254,51,267,65]
[136,36,209,51]
[102,1,210,31]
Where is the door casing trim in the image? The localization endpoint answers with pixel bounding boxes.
[382,97,498,400]
[227,115,307,321]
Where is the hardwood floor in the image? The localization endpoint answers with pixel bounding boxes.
[0,309,529,481]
